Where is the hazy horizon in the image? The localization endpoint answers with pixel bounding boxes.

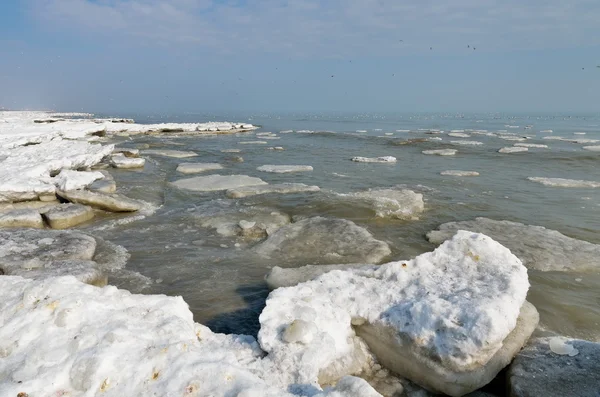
[1,0,599,114]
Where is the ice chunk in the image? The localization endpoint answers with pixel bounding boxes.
[176,163,223,174]
[351,156,397,163]
[227,183,320,198]
[440,170,479,176]
[499,147,528,153]
[508,337,600,397]
[448,132,471,138]
[257,165,314,173]
[41,203,95,229]
[583,145,600,151]
[57,189,142,212]
[239,140,268,145]
[110,154,145,169]
[266,264,372,289]
[221,148,241,153]
[548,337,579,356]
[142,149,197,158]
[254,217,391,265]
[0,209,44,228]
[52,170,105,191]
[334,189,424,219]
[195,206,291,239]
[450,140,483,146]
[171,174,267,192]
[88,179,116,193]
[422,149,456,156]
[427,217,600,271]
[259,231,533,396]
[514,143,548,148]
[527,177,600,188]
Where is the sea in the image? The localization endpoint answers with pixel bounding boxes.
[84,112,600,340]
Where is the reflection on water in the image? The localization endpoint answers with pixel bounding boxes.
[85,113,600,339]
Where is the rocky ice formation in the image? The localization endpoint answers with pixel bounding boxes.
[351,156,397,163]
[257,165,314,173]
[253,217,391,265]
[171,174,267,192]
[226,183,321,198]
[176,163,224,174]
[334,189,425,220]
[422,149,457,156]
[507,337,600,397]
[427,217,600,271]
[440,170,480,176]
[527,177,600,188]
[259,231,535,396]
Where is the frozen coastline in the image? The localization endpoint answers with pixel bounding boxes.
[0,111,598,397]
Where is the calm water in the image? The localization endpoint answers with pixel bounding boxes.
[85,112,600,340]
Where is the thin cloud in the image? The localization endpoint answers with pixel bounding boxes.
[28,0,600,57]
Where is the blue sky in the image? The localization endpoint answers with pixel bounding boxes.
[1,0,599,113]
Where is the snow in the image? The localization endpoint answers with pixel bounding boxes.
[441,170,480,176]
[351,156,397,163]
[226,183,321,198]
[334,189,425,220]
[142,149,197,158]
[52,170,105,191]
[527,177,600,188]
[253,217,391,265]
[422,149,456,156]
[259,231,531,396]
[257,165,314,173]
[427,217,600,271]
[171,174,267,192]
[499,147,528,153]
[176,163,223,174]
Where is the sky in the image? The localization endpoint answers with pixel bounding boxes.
[0,0,599,114]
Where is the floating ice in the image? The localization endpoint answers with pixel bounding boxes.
[448,132,471,138]
[335,189,424,219]
[259,231,535,396]
[351,156,397,163]
[57,190,142,212]
[142,149,197,158]
[583,145,600,151]
[221,149,241,153]
[171,174,267,192]
[176,163,223,174]
[226,183,320,198]
[41,203,95,229]
[239,141,268,145]
[548,337,579,356]
[422,149,457,156]
[254,217,391,265]
[440,170,479,176]
[266,264,371,289]
[0,209,44,228]
[195,206,290,239]
[527,177,600,188]
[110,154,145,169]
[499,147,528,153]
[514,143,548,148]
[427,217,600,271]
[257,165,314,173]
[450,140,483,146]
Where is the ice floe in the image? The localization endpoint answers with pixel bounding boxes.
[422,149,457,156]
[265,264,370,289]
[427,217,600,271]
[440,170,480,176]
[508,337,600,397]
[583,145,600,151]
[239,140,268,145]
[110,154,145,169]
[254,217,391,265]
[195,206,291,239]
[171,174,267,192]
[334,189,424,220]
[514,143,548,148]
[257,165,314,173]
[259,231,534,396]
[527,177,600,188]
[41,203,95,229]
[57,190,142,212]
[176,163,223,174]
[0,209,44,228]
[448,132,471,138]
[450,140,483,146]
[226,183,320,198]
[499,147,528,153]
[142,149,197,158]
[351,156,397,163]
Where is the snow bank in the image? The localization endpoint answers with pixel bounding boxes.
[259,231,533,396]
[427,217,600,271]
[257,165,314,173]
[254,217,391,265]
[334,189,424,220]
[527,177,600,188]
[227,183,321,198]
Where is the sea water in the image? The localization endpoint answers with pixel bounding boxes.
[85,112,600,340]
